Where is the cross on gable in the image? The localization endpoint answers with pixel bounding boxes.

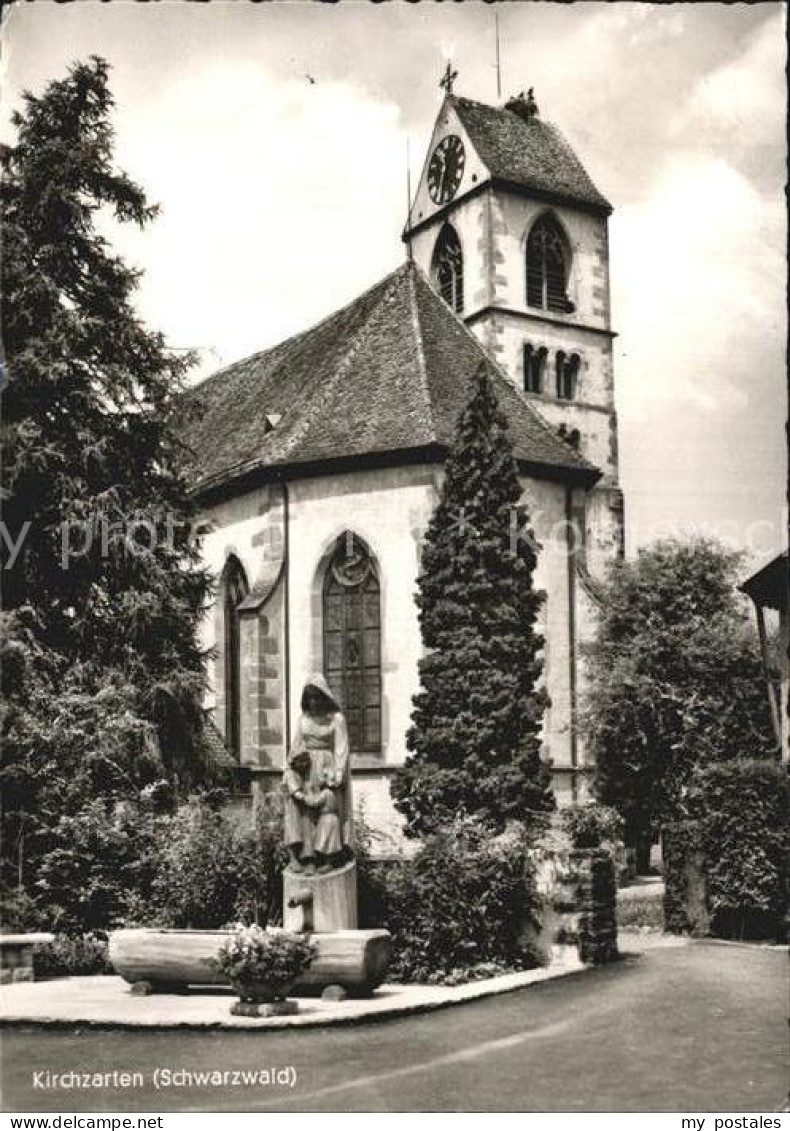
[439,61,458,95]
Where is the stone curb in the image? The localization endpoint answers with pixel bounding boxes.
[689,937,789,952]
[0,952,590,1032]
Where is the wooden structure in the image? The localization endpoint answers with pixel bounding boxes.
[283,860,357,932]
[739,551,789,761]
[108,927,391,996]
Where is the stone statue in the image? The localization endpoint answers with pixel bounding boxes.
[283,673,353,874]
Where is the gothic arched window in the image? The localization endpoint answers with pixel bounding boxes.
[323,534,382,754]
[222,555,249,759]
[431,223,464,314]
[556,351,580,400]
[523,343,548,394]
[526,215,572,313]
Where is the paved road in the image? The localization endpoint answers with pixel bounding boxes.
[2,942,787,1113]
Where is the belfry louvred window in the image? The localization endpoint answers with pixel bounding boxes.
[556,351,580,400]
[323,534,382,754]
[526,215,572,313]
[523,343,548,394]
[222,555,249,759]
[431,223,464,314]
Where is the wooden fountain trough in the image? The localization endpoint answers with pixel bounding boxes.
[109,927,392,997]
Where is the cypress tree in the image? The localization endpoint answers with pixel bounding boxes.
[391,363,554,837]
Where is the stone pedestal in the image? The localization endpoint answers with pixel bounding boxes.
[662,822,710,936]
[0,933,54,984]
[283,859,357,933]
[550,851,618,964]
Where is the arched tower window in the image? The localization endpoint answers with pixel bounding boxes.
[556,351,580,400]
[526,215,572,313]
[523,343,548,394]
[323,534,381,754]
[222,555,249,759]
[431,223,464,314]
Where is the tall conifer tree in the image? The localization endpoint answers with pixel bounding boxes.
[1,59,213,888]
[391,364,554,837]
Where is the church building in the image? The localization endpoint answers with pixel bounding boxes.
[184,84,624,845]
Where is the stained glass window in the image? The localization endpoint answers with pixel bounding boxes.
[323,535,381,754]
[222,555,248,759]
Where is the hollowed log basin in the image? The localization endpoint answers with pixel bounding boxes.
[108,928,392,997]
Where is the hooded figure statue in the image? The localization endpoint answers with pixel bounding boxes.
[282,673,353,873]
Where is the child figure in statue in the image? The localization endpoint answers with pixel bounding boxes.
[283,749,316,872]
[310,757,343,873]
[282,674,353,874]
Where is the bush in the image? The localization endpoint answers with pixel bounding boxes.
[561,804,624,850]
[359,817,545,983]
[35,797,162,933]
[33,934,112,979]
[695,760,789,940]
[617,896,664,933]
[27,790,284,934]
[147,796,283,928]
[0,887,43,933]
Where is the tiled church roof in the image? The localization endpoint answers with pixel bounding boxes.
[453,96,611,213]
[183,261,599,497]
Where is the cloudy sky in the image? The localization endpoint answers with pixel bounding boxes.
[3,1,786,565]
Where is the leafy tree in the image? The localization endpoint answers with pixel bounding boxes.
[391,364,554,837]
[584,539,775,866]
[0,58,213,893]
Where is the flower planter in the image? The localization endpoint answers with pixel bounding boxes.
[229,977,300,1017]
[216,926,316,1018]
[231,979,296,1004]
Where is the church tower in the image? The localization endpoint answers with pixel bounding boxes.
[405,80,624,578]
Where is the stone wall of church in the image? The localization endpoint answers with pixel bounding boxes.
[520,476,579,806]
[285,463,434,848]
[477,314,617,478]
[196,462,584,843]
[197,484,288,771]
[410,192,491,328]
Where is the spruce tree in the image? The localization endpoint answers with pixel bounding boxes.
[391,364,554,838]
[0,58,213,892]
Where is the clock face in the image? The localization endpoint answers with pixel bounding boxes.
[427,135,466,205]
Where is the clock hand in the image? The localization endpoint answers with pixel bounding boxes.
[440,155,455,200]
[434,152,446,187]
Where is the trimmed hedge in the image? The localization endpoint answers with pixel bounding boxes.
[662,820,706,936]
[663,760,789,940]
[698,760,789,940]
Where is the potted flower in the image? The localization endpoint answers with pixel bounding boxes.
[214,925,317,1009]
